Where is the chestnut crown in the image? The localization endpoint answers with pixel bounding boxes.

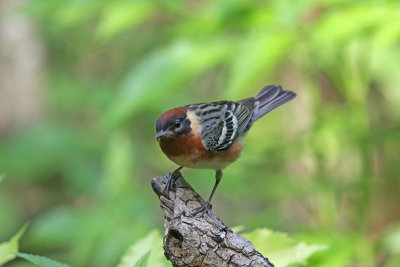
[155,107,191,139]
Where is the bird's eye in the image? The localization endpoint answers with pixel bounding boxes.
[174,121,181,129]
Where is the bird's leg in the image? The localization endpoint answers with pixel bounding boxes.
[192,169,222,216]
[165,166,183,196]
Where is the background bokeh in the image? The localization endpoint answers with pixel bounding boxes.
[1,0,400,266]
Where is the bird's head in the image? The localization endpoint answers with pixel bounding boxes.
[155,107,192,142]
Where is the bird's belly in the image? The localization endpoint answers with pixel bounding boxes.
[159,133,243,170]
[168,156,234,170]
[165,140,243,170]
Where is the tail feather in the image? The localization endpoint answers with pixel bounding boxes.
[251,85,296,122]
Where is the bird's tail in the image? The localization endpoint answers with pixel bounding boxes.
[251,85,296,122]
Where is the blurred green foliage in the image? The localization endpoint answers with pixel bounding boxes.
[1,0,400,266]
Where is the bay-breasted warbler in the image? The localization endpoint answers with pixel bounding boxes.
[155,85,296,214]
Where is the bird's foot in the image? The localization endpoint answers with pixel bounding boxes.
[164,168,182,196]
[191,201,212,216]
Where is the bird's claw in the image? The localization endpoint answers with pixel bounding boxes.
[164,169,181,196]
[191,202,212,216]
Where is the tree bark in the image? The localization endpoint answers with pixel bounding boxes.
[151,172,274,267]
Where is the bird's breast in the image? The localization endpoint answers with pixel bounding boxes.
[159,133,243,170]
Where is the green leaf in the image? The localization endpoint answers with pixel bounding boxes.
[224,33,294,98]
[97,2,154,39]
[231,225,245,234]
[134,251,151,267]
[312,6,390,45]
[118,230,169,267]
[105,40,232,127]
[15,252,70,267]
[104,131,135,197]
[0,174,4,184]
[53,1,104,28]
[244,228,328,267]
[382,224,400,255]
[0,223,29,265]
[373,17,400,48]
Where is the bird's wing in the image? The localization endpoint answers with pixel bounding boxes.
[187,99,254,152]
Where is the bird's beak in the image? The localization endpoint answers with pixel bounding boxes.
[155,130,169,140]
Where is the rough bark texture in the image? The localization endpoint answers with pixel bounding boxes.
[151,172,274,267]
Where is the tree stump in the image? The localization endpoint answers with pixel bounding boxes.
[151,171,274,267]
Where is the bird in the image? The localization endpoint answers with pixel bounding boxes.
[155,85,296,215]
